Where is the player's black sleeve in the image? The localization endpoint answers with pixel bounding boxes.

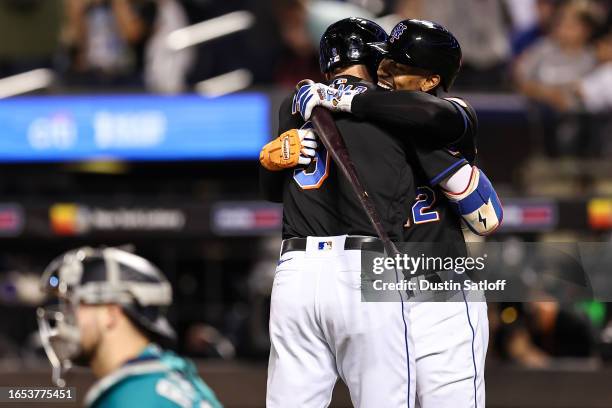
[351,90,477,149]
[413,146,468,186]
[259,95,301,202]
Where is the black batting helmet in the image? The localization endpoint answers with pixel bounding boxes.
[319,17,388,78]
[383,19,462,91]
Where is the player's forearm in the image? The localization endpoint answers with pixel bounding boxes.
[350,91,465,145]
[440,165,503,236]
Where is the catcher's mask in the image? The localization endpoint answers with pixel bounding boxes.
[37,246,175,387]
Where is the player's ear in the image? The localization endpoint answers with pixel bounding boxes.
[102,304,122,330]
[421,75,441,92]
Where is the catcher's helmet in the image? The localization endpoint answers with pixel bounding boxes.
[40,246,175,341]
[37,247,175,386]
[319,17,388,78]
[383,19,462,91]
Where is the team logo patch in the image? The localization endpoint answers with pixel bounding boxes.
[318,241,333,250]
[331,47,340,63]
[390,22,407,43]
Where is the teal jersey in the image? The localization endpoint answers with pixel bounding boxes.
[84,345,222,408]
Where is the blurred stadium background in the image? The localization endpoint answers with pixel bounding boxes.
[0,0,611,406]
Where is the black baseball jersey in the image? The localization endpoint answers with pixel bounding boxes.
[348,88,479,243]
[259,76,477,245]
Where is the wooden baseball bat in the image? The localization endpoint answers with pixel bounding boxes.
[308,104,402,259]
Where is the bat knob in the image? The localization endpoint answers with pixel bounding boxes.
[296,79,315,92]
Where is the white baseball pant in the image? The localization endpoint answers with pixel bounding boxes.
[412,295,488,408]
[267,235,416,408]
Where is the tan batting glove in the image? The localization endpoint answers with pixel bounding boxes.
[259,128,318,171]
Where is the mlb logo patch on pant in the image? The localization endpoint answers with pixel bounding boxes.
[318,241,333,250]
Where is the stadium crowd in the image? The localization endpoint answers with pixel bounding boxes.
[0,0,609,93]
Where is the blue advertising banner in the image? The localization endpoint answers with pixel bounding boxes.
[0,93,269,162]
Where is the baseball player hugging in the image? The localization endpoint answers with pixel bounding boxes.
[259,17,503,408]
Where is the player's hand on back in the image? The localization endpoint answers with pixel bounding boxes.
[259,128,318,171]
[294,81,354,121]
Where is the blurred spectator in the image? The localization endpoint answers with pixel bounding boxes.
[61,0,160,88]
[505,0,540,32]
[144,0,194,93]
[510,0,561,56]
[527,301,597,358]
[0,0,61,77]
[184,323,236,359]
[178,0,260,87]
[515,0,599,110]
[493,301,597,367]
[574,30,612,154]
[514,0,601,156]
[306,0,375,46]
[577,30,612,112]
[396,0,512,90]
[342,0,387,15]
[240,237,279,357]
[272,0,322,88]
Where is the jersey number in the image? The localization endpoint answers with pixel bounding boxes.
[405,186,440,227]
[293,122,330,190]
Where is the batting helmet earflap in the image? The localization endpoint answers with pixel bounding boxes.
[383,19,462,91]
[319,17,388,78]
